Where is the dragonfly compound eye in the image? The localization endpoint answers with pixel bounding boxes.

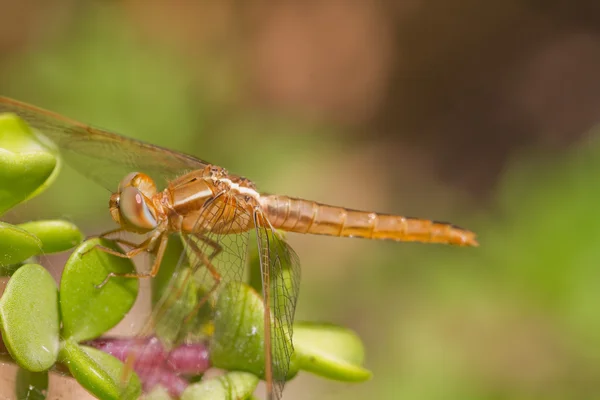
[119,186,158,231]
[118,172,157,198]
[131,173,158,198]
[118,172,140,192]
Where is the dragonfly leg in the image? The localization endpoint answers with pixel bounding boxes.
[95,234,169,289]
[200,235,223,261]
[99,228,127,238]
[89,236,153,260]
[104,237,145,249]
[85,228,145,252]
[85,227,126,240]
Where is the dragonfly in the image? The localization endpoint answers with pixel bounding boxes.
[0,96,478,399]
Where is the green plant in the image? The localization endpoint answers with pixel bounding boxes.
[0,113,371,399]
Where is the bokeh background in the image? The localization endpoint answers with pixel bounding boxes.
[2,1,600,399]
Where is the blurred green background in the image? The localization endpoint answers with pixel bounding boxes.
[2,1,600,399]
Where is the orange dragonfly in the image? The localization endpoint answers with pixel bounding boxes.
[0,97,478,399]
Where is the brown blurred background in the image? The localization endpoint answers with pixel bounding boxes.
[2,1,600,399]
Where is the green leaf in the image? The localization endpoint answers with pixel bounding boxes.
[59,339,141,400]
[15,368,49,400]
[0,264,59,372]
[210,282,267,377]
[181,372,259,400]
[0,113,52,153]
[0,222,43,265]
[293,322,372,382]
[211,281,299,381]
[18,220,83,254]
[60,238,138,342]
[0,114,59,214]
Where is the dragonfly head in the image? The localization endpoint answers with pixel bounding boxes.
[110,172,159,233]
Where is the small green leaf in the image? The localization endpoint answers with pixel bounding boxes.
[18,220,83,254]
[60,238,138,341]
[0,113,51,153]
[0,222,43,265]
[211,282,300,380]
[293,322,372,382]
[0,114,60,214]
[211,282,300,381]
[15,368,49,400]
[211,282,266,377]
[0,264,59,372]
[59,340,141,400]
[0,149,57,215]
[181,372,259,400]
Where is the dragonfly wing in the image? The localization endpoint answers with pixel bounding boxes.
[135,201,301,399]
[0,96,209,190]
[121,199,252,396]
[254,210,301,400]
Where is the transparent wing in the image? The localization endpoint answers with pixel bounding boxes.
[124,201,300,399]
[0,96,208,190]
[151,218,251,351]
[254,211,301,400]
[123,196,253,397]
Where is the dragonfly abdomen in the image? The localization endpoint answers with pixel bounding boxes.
[261,195,478,246]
